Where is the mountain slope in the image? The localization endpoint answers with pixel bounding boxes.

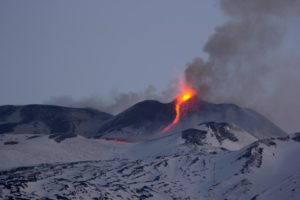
[0,101,294,200]
[0,104,112,138]
[97,100,175,141]
[0,99,286,142]
[97,98,286,140]
[0,122,256,169]
[0,135,299,200]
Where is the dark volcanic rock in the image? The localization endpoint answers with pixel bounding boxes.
[97,98,286,140]
[0,105,18,121]
[237,142,264,173]
[182,129,207,145]
[187,100,286,139]
[292,132,300,142]
[48,133,77,143]
[181,122,244,146]
[4,141,19,145]
[97,100,175,136]
[202,122,239,143]
[0,104,113,138]
[0,98,287,141]
[0,123,18,134]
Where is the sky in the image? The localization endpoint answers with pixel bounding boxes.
[0,0,224,104]
[0,0,299,133]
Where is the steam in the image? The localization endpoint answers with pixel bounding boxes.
[45,85,175,114]
[46,0,300,132]
[185,0,300,133]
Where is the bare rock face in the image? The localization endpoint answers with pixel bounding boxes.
[292,132,300,142]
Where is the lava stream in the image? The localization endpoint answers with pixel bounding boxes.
[162,82,196,133]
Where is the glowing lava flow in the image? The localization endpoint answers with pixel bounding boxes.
[162,81,196,133]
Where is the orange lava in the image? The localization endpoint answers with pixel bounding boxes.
[103,138,129,143]
[162,80,196,133]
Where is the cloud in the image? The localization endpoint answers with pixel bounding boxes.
[47,0,300,133]
[45,85,176,114]
[184,0,300,132]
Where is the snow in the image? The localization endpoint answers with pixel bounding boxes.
[0,126,299,199]
[0,134,132,170]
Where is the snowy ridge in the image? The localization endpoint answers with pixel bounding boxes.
[0,136,299,200]
[0,104,112,138]
[0,122,257,170]
[0,102,297,200]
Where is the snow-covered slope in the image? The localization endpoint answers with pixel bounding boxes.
[0,134,299,200]
[182,122,257,151]
[0,102,296,200]
[0,134,131,170]
[0,122,257,170]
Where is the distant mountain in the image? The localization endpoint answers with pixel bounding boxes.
[0,104,112,139]
[0,98,286,143]
[0,100,298,199]
[96,98,286,141]
[96,100,175,141]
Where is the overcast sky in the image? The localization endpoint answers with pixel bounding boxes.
[1,1,299,133]
[0,0,224,105]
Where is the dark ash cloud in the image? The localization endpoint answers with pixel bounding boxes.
[47,0,300,133]
[184,0,300,133]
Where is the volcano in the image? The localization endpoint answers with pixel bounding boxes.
[96,97,286,141]
[0,98,286,142]
[0,99,298,200]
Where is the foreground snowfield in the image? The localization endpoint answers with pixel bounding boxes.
[0,123,299,200]
[0,122,257,170]
[0,134,132,170]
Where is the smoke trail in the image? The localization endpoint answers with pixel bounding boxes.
[47,0,299,132]
[45,85,176,114]
[185,0,300,132]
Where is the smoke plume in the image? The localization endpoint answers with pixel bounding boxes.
[47,0,300,133]
[45,85,176,114]
[185,0,300,133]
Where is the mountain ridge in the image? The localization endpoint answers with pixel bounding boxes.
[0,104,113,137]
[0,101,298,200]
[96,98,287,140]
[0,99,287,141]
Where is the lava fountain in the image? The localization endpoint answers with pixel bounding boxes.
[162,79,196,133]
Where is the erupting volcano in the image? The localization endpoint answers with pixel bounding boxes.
[162,79,196,133]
